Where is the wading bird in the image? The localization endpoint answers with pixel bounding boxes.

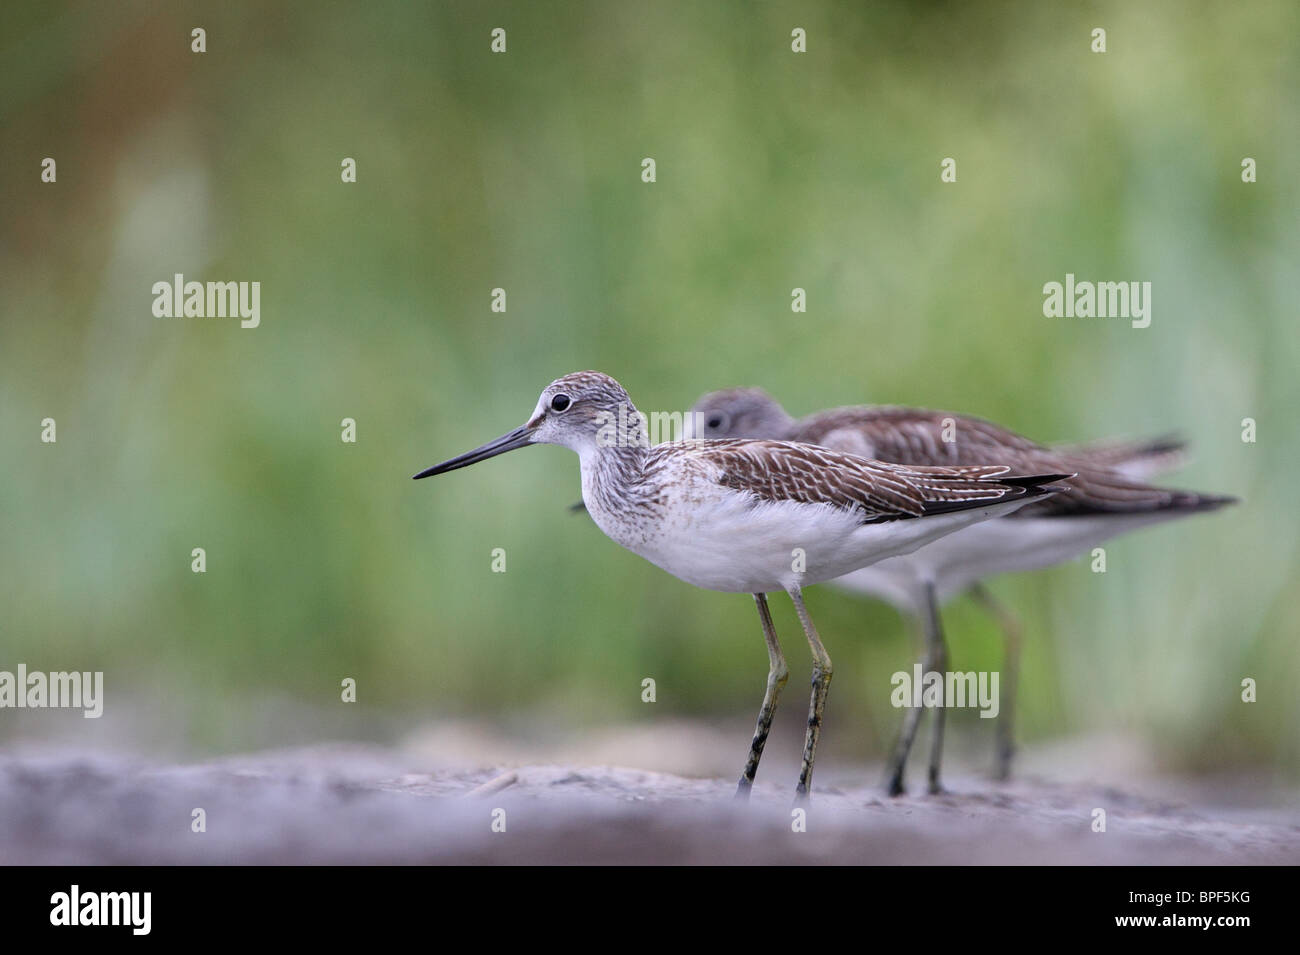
[687,388,1235,794]
[414,372,1069,800]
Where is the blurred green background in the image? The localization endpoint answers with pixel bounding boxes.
[2,0,1296,781]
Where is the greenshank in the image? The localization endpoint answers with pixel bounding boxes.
[687,388,1235,794]
[414,371,1070,800]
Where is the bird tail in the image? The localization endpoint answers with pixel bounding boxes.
[1056,433,1189,481]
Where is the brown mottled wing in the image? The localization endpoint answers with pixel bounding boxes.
[791,406,1047,466]
[788,407,1228,518]
[684,439,1052,524]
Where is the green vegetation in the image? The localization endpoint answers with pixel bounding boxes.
[1,1,1296,773]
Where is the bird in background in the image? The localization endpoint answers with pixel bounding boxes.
[414,371,1070,800]
[686,388,1236,795]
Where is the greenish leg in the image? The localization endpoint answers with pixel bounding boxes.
[735,592,790,799]
[788,586,833,803]
[885,582,949,796]
[922,581,948,795]
[970,582,1021,782]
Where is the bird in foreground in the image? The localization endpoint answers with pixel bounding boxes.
[413,371,1070,800]
[687,388,1236,794]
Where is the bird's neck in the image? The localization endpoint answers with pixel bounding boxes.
[580,434,650,484]
[580,441,659,546]
[578,402,652,513]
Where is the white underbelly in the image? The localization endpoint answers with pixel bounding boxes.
[831,510,1191,611]
[627,495,1036,594]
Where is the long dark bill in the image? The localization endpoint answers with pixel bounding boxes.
[412,424,535,479]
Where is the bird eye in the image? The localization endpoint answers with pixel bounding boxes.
[707,414,726,430]
[550,394,571,412]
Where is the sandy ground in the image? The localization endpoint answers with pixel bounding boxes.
[2,738,1297,865]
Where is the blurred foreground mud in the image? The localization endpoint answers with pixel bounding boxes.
[2,744,1297,864]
